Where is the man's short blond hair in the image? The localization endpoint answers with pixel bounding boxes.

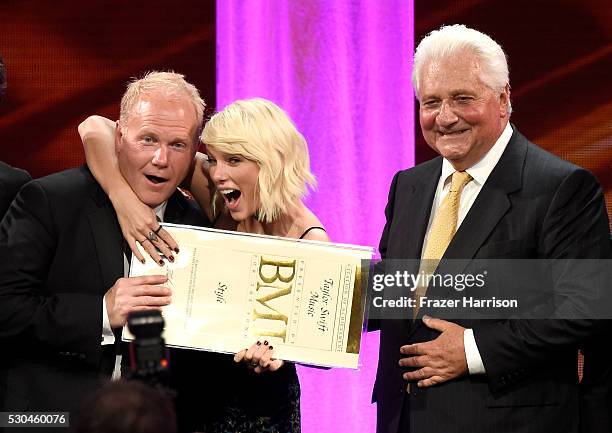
[201,98,316,223]
[119,71,205,138]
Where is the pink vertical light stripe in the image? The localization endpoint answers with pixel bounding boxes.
[216,2,414,432]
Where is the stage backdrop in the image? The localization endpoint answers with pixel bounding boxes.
[2,1,610,432]
[216,1,415,432]
[0,0,216,174]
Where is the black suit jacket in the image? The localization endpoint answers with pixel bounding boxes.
[373,128,611,433]
[0,166,222,432]
[0,161,31,219]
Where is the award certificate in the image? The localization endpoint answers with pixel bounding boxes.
[126,223,373,368]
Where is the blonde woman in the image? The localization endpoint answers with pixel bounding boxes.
[80,97,329,432]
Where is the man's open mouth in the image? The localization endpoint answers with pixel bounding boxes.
[145,174,168,184]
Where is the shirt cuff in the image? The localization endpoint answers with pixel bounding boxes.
[102,294,115,345]
[464,328,486,374]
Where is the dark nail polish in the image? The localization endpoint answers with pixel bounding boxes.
[141,259,146,264]
[174,248,180,253]
[268,345,273,350]
[158,259,165,266]
[256,341,261,346]
[169,255,175,262]
[263,340,268,346]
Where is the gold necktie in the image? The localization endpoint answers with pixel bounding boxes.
[413,171,472,318]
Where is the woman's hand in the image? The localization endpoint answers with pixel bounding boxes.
[79,115,180,264]
[234,340,284,374]
[111,186,179,266]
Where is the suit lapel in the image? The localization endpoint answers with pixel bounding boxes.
[402,159,442,260]
[412,128,527,329]
[87,188,199,287]
[87,186,123,292]
[443,128,526,262]
[164,189,212,227]
[383,160,440,315]
[164,191,187,224]
[388,160,440,335]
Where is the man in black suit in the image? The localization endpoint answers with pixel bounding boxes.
[0,161,31,218]
[0,57,32,218]
[0,72,216,431]
[372,25,611,433]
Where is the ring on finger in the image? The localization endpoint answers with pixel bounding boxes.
[138,238,149,245]
[147,231,159,243]
[154,225,163,235]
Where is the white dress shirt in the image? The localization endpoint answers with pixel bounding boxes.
[101,202,167,379]
[421,122,513,374]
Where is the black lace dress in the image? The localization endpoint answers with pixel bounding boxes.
[202,362,301,433]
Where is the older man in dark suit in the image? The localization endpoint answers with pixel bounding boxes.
[372,25,611,433]
[0,72,223,432]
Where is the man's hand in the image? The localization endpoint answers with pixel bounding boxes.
[105,275,171,328]
[399,316,468,387]
[234,340,284,374]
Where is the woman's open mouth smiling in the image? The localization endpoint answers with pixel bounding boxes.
[221,188,242,210]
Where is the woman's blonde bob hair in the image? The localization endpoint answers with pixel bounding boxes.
[201,98,316,223]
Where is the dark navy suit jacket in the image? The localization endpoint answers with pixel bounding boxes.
[372,128,611,433]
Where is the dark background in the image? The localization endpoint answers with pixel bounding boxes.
[0,0,216,174]
[1,0,610,227]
